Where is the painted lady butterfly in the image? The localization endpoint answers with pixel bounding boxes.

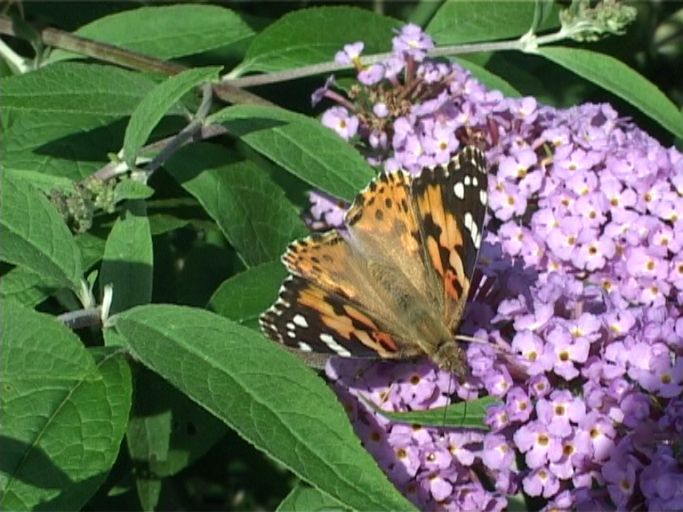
[260,146,488,379]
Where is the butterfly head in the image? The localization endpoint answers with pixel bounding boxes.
[432,340,469,382]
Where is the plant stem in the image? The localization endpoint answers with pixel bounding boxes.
[57,307,102,329]
[143,83,213,178]
[0,36,30,72]
[0,14,271,106]
[222,37,531,89]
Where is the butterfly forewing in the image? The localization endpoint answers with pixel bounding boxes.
[412,146,488,332]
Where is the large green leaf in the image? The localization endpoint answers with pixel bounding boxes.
[99,202,153,316]
[427,0,559,46]
[209,260,287,329]
[0,303,132,510]
[209,105,374,201]
[238,6,401,74]
[0,267,51,307]
[0,62,159,117]
[1,63,157,181]
[49,5,255,62]
[536,46,683,140]
[108,305,415,511]
[166,143,308,266]
[0,174,83,290]
[122,66,221,167]
[428,0,560,45]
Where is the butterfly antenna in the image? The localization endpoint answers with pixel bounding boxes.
[442,372,454,429]
[454,334,489,345]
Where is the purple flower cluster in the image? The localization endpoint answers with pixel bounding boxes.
[315,24,683,511]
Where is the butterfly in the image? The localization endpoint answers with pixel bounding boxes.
[260,146,489,379]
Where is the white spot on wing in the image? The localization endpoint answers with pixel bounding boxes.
[480,190,488,205]
[464,175,471,186]
[320,333,351,357]
[472,176,478,187]
[286,322,295,331]
[454,182,465,199]
[465,212,481,249]
[298,342,312,352]
[293,314,308,328]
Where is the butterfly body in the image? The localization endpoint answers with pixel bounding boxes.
[260,146,489,379]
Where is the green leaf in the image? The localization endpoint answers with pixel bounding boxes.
[100,202,153,316]
[0,174,83,290]
[209,105,374,201]
[114,180,154,202]
[1,63,157,181]
[108,305,415,511]
[77,232,108,272]
[453,58,521,97]
[427,0,560,45]
[127,367,226,511]
[364,395,498,429]
[0,62,159,117]
[209,260,287,329]
[535,46,683,140]
[0,302,132,510]
[278,484,348,512]
[0,233,104,308]
[0,267,51,307]
[50,5,254,62]
[239,6,401,73]
[166,143,308,266]
[122,66,221,167]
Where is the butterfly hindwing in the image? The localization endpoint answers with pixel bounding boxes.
[344,170,442,309]
[259,276,405,359]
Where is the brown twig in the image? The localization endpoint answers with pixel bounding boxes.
[0,14,273,107]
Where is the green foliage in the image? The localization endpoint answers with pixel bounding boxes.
[49,5,256,62]
[237,6,401,74]
[364,395,500,429]
[1,2,681,510]
[0,302,132,510]
[427,0,560,45]
[277,484,349,512]
[122,66,221,167]
[0,174,83,290]
[209,105,374,201]
[107,305,415,511]
[535,46,683,139]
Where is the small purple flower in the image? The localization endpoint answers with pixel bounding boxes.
[482,433,514,471]
[536,390,586,437]
[602,451,641,509]
[307,191,346,229]
[523,466,560,498]
[358,63,385,86]
[392,24,433,61]
[513,421,563,469]
[335,41,364,65]
[505,386,532,422]
[445,431,480,466]
[546,325,590,380]
[579,412,615,461]
[311,74,335,106]
[321,106,359,140]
